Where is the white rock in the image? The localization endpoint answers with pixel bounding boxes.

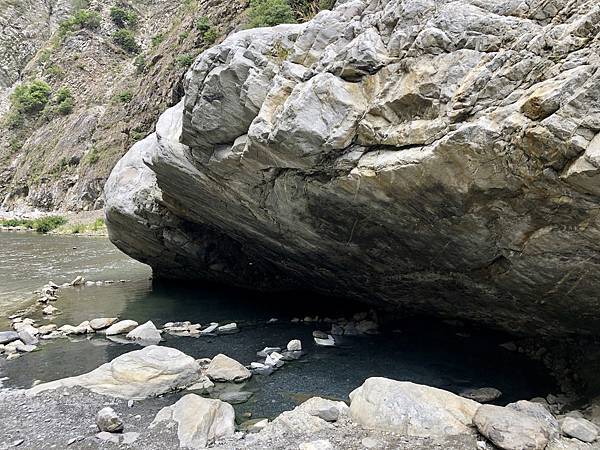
[186,376,214,394]
[126,321,162,344]
[89,318,119,331]
[287,339,302,351]
[299,439,333,450]
[217,323,238,334]
[70,276,85,286]
[297,397,349,422]
[150,394,235,448]
[349,377,480,437]
[96,431,119,444]
[199,322,219,334]
[17,329,38,346]
[27,345,201,399]
[105,320,139,336]
[206,354,252,382]
[314,335,335,346]
[42,305,58,316]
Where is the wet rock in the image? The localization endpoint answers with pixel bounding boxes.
[28,345,201,399]
[287,339,302,351]
[0,331,19,345]
[17,330,38,346]
[297,397,349,422]
[217,323,239,334]
[349,377,480,437]
[219,391,253,404]
[126,321,162,344]
[313,334,335,347]
[265,352,284,368]
[96,407,124,432]
[257,347,281,358]
[473,404,550,450]
[206,354,252,382]
[561,417,598,443]
[461,387,502,403]
[199,322,219,334]
[150,394,235,448]
[89,318,119,331]
[281,350,302,361]
[42,305,58,316]
[105,320,138,336]
[70,276,85,286]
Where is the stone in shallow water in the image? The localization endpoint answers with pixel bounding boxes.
[256,347,281,357]
[126,321,162,344]
[561,417,598,443]
[0,331,19,345]
[473,404,550,450]
[206,354,251,382]
[105,320,138,336]
[27,345,201,399]
[287,339,301,351]
[350,377,480,437]
[219,391,253,404]
[89,318,119,331]
[150,394,235,448]
[96,407,124,432]
[217,323,239,334]
[460,387,502,403]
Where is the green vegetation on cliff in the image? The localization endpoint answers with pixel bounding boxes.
[247,0,296,27]
[0,216,67,233]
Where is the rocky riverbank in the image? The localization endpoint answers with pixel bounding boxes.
[0,210,107,236]
[1,343,598,450]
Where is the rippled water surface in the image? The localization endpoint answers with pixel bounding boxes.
[0,231,556,418]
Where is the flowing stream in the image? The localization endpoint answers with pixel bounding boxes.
[0,231,556,418]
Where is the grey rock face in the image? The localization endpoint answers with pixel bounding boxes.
[106,0,600,335]
[561,417,599,443]
[0,331,19,345]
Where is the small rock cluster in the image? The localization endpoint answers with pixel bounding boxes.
[162,321,238,336]
[250,339,304,376]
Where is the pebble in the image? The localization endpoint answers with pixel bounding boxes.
[96,407,124,432]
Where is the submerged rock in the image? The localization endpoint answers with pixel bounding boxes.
[219,390,253,404]
[105,0,600,336]
[206,354,251,382]
[27,345,201,399]
[150,394,235,449]
[460,387,502,403]
[349,377,479,437]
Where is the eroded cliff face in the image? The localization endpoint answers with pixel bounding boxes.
[106,0,600,335]
[0,0,245,212]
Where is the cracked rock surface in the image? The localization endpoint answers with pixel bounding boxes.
[106,0,600,336]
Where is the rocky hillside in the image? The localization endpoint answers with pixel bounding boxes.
[0,0,248,212]
[106,0,600,336]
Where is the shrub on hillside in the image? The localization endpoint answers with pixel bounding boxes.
[113,29,139,53]
[55,87,75,115]
[11,80,52,114]
[247,0,296,28]
[110,6,138,28]
[59,9,101,35]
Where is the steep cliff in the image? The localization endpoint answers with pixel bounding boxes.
[0,0,246,211]
[106,0,600,336]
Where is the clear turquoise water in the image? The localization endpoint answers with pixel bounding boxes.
[0,232,556,417]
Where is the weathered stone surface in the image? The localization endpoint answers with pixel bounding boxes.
[206,354,251,382]
[0,331,19,345]
[507,400,560,439]
[27,345,200,399]
[89,318,119,331]
[150,394,235,448]
[561,417,599,443]
[96,407,124,433]
[461,387,502,403]
[125,321,162,344]
[105,0,600,336]
[297,397,348,422]
[349,377,479,437]
[473,404,550,450]
[105,320,138,336]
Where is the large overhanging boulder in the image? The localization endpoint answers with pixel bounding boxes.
[105,0,600,335]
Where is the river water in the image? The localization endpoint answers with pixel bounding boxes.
[0,231,556,418]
